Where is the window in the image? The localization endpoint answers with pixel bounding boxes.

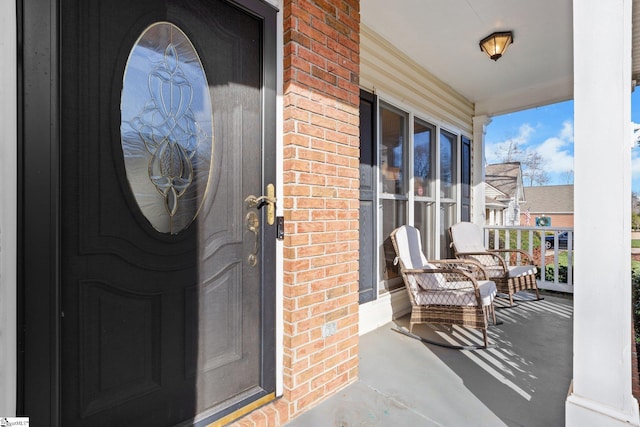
[413,118,436,257]
[439,129,457,257]
[379,103,408,288]
[461,136,471,222]
[374,100,470,294]
[380,105,406,195]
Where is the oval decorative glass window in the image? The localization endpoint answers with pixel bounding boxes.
[121,22,213,234]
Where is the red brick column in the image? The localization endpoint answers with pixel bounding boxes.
[229,1,360,425]
[281,0,360,417]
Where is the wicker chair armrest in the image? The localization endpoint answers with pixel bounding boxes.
[454,251,508,272]
[402,267,478,286]
[427,259,489,280]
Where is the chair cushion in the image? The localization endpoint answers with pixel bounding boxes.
[508,265,538,277]
[477,280,497,306]
[410,263,447,290]
[414,279,496,307]
[450,222,487,253]
[392,225,429,269]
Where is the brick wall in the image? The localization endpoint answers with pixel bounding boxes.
[520,213,574,228]
[229,0,361,425]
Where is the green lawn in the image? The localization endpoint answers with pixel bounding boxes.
[488,230,542,250]
[556,251,571,267]
[633,239,640,248]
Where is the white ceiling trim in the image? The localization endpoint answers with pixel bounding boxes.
[475,77,574,117]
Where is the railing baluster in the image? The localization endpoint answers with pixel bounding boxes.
[553,231,559,284]
[567,230,573,287]
[540,229,547,287]
[482,225,574,293]
[505,229,510,265]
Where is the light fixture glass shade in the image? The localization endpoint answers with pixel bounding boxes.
[479,31,514,61]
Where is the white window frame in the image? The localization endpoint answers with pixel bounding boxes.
[373,94,468,295]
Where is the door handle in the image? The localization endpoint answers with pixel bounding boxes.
[245,183,276,225]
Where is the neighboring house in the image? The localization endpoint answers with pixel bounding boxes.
[0,1,637,427]
[485,162,525,226]
[520,185,574,227]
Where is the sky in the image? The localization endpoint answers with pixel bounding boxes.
[484,90,640,192]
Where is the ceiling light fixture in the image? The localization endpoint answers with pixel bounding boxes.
[479,31,514,61]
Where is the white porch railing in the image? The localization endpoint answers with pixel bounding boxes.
[483,225,574,293]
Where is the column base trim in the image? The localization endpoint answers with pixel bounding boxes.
[566,381,640,427]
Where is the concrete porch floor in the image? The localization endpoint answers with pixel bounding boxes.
[285,291,573,427]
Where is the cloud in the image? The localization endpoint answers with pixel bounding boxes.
[525,120,573,174]
[632,122,640,147]
[631,147,640,193]
[513,123,535,144]
[486,120,574,173]
[632,147,640,175]
[559,121,574,142]
[532,136,574,173]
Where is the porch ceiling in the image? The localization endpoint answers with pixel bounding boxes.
[361,0,640,117]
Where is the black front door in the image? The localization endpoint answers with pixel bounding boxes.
[20,0,277,425]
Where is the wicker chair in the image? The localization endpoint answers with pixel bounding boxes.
[390,225,498,348]
[449,222,541,307]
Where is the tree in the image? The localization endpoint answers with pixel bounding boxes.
[521,151,549,186]
[633,212,640,230]
[494,139,551,186]
[633,192,640,215]
[560,169,574,184]
[414,143,431,181]
[495,139,523,163]
[631,193,640,231]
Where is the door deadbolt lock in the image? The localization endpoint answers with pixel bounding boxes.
[245,183,276,225]
[276,216,285,240]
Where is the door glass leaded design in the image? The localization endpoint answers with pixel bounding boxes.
[121,22,213,234]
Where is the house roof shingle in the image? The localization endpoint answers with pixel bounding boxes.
[485,162,522,201]
[521,185,574,214]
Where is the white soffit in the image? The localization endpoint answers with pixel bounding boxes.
[361,0,574,116]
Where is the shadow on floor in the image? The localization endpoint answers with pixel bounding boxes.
[285,291,573,427]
